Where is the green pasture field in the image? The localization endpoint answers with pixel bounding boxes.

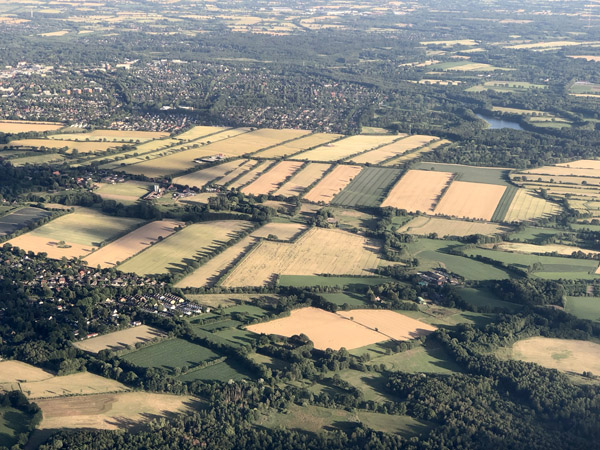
[491,185,518,222]
[122,338,220,371]
[117,220,252,276]
[249,353,288,371]
[463,247,600,279]
[320,292,369,308]
[337,369,396,403]
[564,296,600,322]
[198,319,242,332]
[0,407,29,448]
[413,162,509,186]
[364,341,463,374]
[570,82,600,94]
[177,358,250,382]
[10,153,65,166]
[278,275,393,289]
[325,207,378,231]
[330,167,402,207]
[456,286,521,312]
[188,326,243,348]
[185,293,277,308]
[213,328,258,347]
[508,226,567,243]
[95,181,152,199]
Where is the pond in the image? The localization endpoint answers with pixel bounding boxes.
[476,113,524,130]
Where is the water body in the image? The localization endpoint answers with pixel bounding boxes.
[476,113,524,131]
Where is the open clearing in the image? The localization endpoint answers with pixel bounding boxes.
[500,337,600,375]
[222,227,383,287]
[381,169,453,212]
[74,325,166,353]
[5,138,122,154]
[254,132,342,158]
[118,220,251,275]
[349,135,436,164]
[0,207,51,236]
[84,220,183,268]
[247,307,435,350]
[433,181,506,220]
[36,392,196,430]
[173,159,248,189]
[274,163,331,197]
[0,120,63,133]
[398,216,510,237]
[94,180,152,204]
[241,160,304,195]
[50,129,168,142]
[503,189,561,222]
[330,167,401,207]
[303,165,362,204]
[21,372,129,399]
[293,135,398,162]
[122,338,220,371]
[557,160,600,170]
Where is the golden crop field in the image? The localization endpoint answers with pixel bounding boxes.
[247,307,435,351]
[349,135,436,164]
[274,163,331,197]
[557,159,600,170]
[433,181,506,220]
[381,169,453,212]
[222,227,383,287]
[0,361,53,392]
[5,138,121,153]
[521,174,600,186]
[506,40,598,50]
[229,160,274,189]
[36,392,195,430]
[250,222,307,240]
[303,165,362,204]
[49,129,168,142]
[174,125,229,141]
[253,132,342,158]
[213,159,259,185]
[173,159,248,189]
[74,325,167,353]
[7,234,94,259]
[94,180,152,204]
[84,219,183,268]
[569,55,600,62]
[398,216,510,237]
[493,242,600,257]
[118,220,252,275]
[502,337,600,375]
[241,160,304,195]
[382,139,450,166]
[21,372,129,399]
[522,165,600,178]
[0,120,63,133]
[293,134,398,162]
[503,189,561,222]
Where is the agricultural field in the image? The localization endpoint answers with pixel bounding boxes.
[173,125,229,141]
[364,342,463,374]
[381,169,453,213]
[4,138,122,154]
[0,207,51,236]
[9,153,66,166]
[382,139,450,166]
[74,325,167,353]
[246,307,435,350]
[185,293,277,308]
[213,159,259,185]
[564,296,600,322]
[455,287,521,311]
[173,159,249,189]
[498,337,600,375]
[93,180,152,204]
[520,165,600,178]
[177,359,250,382]
[506,40,599,50]
[0,361,53,393]
[349,135,436,164]
[293,134,398,162]
[0,120,63,133]
[278,275,391,288]
[421,39,478,46]
[466,81,546,93]
[303,164,362,204]
[196,128,309,157]
[250,222,307,240]
[117,220,252,276]
[122,338,221,371]
[330,167,401,207]
[222,228,384,287]
[228,160,274,189]
[428,61,511,72]
[397,216,511,237]
[274,163,331,197]
[433,181,506,220]
[7,208,142,259]
[35,392,197,431]
[241,160,304,195]
[491,241,599,257]
[49,129,168,142]
[254,132,342,158]
[414,162,509,185]
[21,372,129,399]
[502,188,561,222]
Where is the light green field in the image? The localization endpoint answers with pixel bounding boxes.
[320,292,368,308]
[94,181,152,204]
[366,342,462,374]
[10,153,66,166]
[565,296,600,322]
[456,287,521,311]
[177,358,250,382]
[278,275,392,288]
[117,220,252,275]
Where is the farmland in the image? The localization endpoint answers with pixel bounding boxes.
[564,296,600,322]
[229,160,274,189]
[0,207,51,236]
[93,180,152,204]
[122,338,221,371]
[293,134,398,162]
[414,163,509,186]
[5,138,122,154]
[117,220,252,276]
[20,372,129,399]
[274,163,331,197]
[278,275,392,288]
[348,135,437,164]
[74,325,167,353]
[0,361,53,392]
[303,164,362,204]
[397,216,511,237]
[381,169,453,213]
[433,181,506,220]
[0,120,63,133]
[330,167,401,207]
[213,159,259,185]
[49,129,168,142]
[173,159,249,189]
[382,139,450,166]
[502,189,561,222]
[491,242,600,257]
[223,228,383,286]
[254,132,342,158]
[173,125,229,141]
[241,160,304,195]
[246,307,435,350]
[177,359,250,382]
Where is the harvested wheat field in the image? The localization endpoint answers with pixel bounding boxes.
[0,361,53,392]
[5,138,121,154]
[0,120,63,134]
[173,159,248,189]
[214,159,259,185]
[293,135,398,162]
[557,159,600,170]
[303,165,362,204]
[522,165,600,178]
[229,160,274,189]
[254,133,342,158]
[94,180,152,204]
[349,135,436,164]
[398,216,510,237]
[275,163,331,197]
[74,325,167,353]
[381,169,453,212]
[21,372,129,399]
[434,181,506,220]
[222,227,383,287]
[247,307,435,350]
[250,222,307,241]
[174,125,229,141]
[7,234,95,259]
[241,161,304,195]
[502,337,600,375]
[493,242,600,257]
[503,189,561,222]
[36,392,196,430]
[382,139,450,166]
[84,219,183,268]
[49,129,168,142]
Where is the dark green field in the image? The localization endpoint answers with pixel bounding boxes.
[278,275,392,288]
[491,185,518,222]
[330,167,402,207]
[122,338,221,371]
[564,296,600,322]
[414,162,509,186]
[178,358,251,382]
[0,407,29,448]
[320,291,368,307]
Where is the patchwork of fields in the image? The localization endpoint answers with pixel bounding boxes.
[303,164,363,203]
[330,167,401,207]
